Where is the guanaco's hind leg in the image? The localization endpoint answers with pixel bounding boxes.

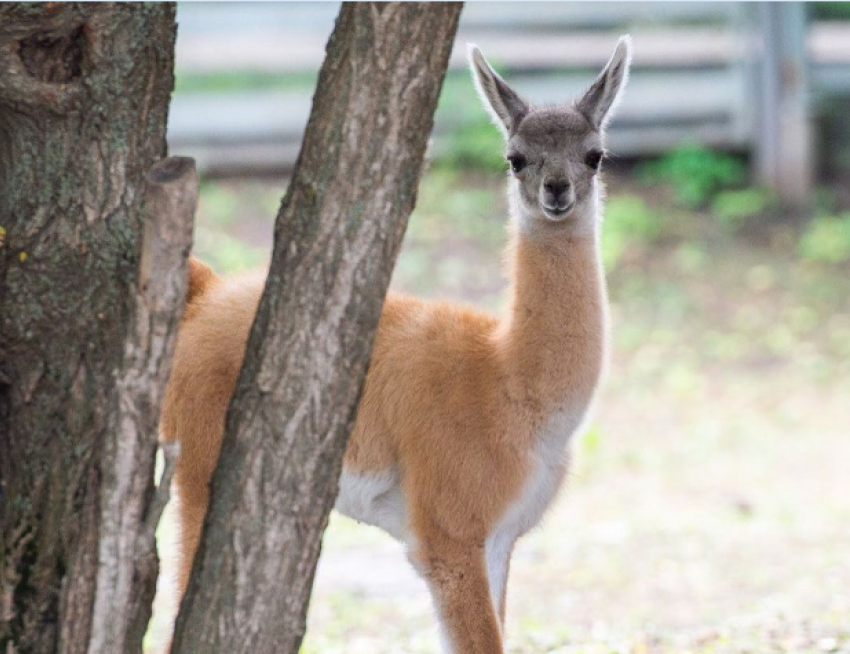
[160,366,235,610]
[156,475,208,654]
[172,474,210,601]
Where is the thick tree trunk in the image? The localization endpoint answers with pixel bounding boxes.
[171,3,463,653]
[0,5,187,654]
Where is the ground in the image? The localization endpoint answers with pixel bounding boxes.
[147,164,850,654]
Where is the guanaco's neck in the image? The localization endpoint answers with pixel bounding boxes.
[496,199,608,412]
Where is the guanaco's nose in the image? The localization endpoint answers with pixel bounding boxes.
[543,179,570,206]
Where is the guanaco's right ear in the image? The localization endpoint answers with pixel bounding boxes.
[468,45,529,138]
[576,35,632,131]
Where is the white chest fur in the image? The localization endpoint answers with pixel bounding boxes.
[334,467,408,541]
[333,404,589,543]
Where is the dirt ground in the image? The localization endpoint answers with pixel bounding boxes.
[147,169,850,654]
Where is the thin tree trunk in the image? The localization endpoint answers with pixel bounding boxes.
[171,3,463,652]
[0,5,186,653]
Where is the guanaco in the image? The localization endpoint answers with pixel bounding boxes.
[161,37,632,654]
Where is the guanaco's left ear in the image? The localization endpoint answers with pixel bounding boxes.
[576,35,632,131]
[468,44,529,137]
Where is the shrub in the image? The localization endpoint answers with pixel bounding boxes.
[799,213,850,264]
[433,119,506,173]
[712,187,776,228]
[432,70,508,173]
[637,143,747,208]
[602,194,661,269]
[812,1,850,20]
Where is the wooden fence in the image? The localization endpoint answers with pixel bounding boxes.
[169,2,850,206]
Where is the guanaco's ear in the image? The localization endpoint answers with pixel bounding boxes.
[468,44,529,137]
[576,35,632,131]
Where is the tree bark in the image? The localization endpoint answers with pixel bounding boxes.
[0,5,186,654]
[171,3,463,653]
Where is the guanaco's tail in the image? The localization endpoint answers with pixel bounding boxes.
[160,256,217,447]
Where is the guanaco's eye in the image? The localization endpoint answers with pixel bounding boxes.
[585,149,604,170]
[507,154,527,174]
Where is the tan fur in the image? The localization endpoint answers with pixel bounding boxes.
[185,257,215,309]
[161,232,605,649]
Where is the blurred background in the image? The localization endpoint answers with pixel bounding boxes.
[149,3,850,653]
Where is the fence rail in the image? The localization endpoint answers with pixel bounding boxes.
[169,1,850,205]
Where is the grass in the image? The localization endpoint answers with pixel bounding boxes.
[799,213,850,265]
[147,166,850,654]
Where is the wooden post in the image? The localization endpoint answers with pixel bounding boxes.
[89,157,197,654]
[755,2,813,211]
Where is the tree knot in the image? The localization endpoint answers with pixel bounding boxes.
[18,25,85,84]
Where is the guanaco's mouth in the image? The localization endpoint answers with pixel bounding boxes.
[541,201,575,220]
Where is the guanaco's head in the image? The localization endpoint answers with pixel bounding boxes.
[469,36,632,232]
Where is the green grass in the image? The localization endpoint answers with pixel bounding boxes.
[148,169,850,654]
[799,213,850,264]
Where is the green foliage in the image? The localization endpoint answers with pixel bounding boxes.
[712,187,776,228]
[799,213,850,264]
[637,143,747,208]
[412,169,501,236]
[432,119,506,173]
[194,225,266,272]
[814,186,839,215]
[431,69,508,173]
[175,70,318,94]
[199,182,241,226]
[602,194,662,269]
[812,1,850,21]
[191,181,280,273]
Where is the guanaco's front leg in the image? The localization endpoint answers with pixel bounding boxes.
[414,526,503,654]
[485,535,515,629]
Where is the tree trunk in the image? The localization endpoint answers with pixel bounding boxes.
[171,3,463,653]
[0,5,188,654]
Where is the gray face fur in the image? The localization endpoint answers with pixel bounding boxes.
[469,37,632,229]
